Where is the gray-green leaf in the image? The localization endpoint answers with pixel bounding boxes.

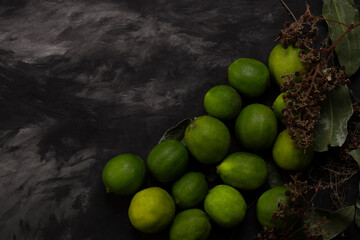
[313,85,353,152]
[350,149,360,168]
[158,118,192,143]
[322,0,360,77]
[317,206,355,240]
[356,193,360,229]
[288,206,355,240]
[350,149,360,228]
[356,196,360,229]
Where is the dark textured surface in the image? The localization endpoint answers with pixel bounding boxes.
[0,1,359,239]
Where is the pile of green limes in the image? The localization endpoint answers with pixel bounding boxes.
[101,43,314,239]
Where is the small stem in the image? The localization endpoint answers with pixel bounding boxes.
[315,17,350,28]
[280,0,297,21]
[326,22,360,52]
[308,181,322,204]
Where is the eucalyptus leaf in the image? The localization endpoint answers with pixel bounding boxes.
[322,0,360,77]
[286,208,331,240]
[356,198,360,229]
[309,206,354,240]
[320,206,355,240]
[349,149,360,168]
[266,160,286,188]
[350,150,360,228]
[313,85,353,152]
[158,118,192,144]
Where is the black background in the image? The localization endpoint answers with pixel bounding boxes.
[1,0,360,239]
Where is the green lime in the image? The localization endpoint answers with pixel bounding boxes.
[169,209,211,240]
[273,92,286,120]
[185,116,231,164]
[147,140,189,183]
[128,187,176,233]
[204,185,247,228]
[172,172,208,209]
[203,85,242,120]
[217,152,267,190]
[102,153,146,196]
[256,186,291,229]
[272,130,313,171]
[268,44,305,86]
[235,103,278,151]
[228,58,270,97]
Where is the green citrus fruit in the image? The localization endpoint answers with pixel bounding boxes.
[217,152,267,190]
[185,116,231,164]
[235,103,278,151]
[147,140,189,183]
[256,186,291,229]
[172,172,208,209]
[203,85,242,120]
[228,58,270,97]
[102,153,146,196]
[204,185,247,228]
[272,130,313,171]
[273,92,286,120]
[268,44,305,86]
[128,187,176,233]
[169,209,211,240]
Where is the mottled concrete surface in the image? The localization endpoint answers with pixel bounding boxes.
[0,0,359,239]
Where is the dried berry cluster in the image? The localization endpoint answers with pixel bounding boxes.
[278,10,319,50]
[256,227,276,240]
[278,6,350,148]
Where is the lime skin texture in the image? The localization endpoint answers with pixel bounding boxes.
[128,187,176,234]
[273,92,286,120]
[102,153,146,196]
[256,186,292,229]
[203,85,242,120]
[217,152,268,190]
[204,184,247,228]
[172,172,208,209]
[272,129,313,171]
[228,58,270,97]
[147,139,189,183]
[169,208,211,240]
[185,115,231,164]
[268,44,305,86]
[235,103,278,151]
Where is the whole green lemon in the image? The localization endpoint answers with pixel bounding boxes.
[172,172,208,209]
[204,85,242,120]
[169,209,211,240]
[268,44,305,86]
[217,152,267,190]
[147,140,189,183]
[235,103,278,151]
[128,187,176,233]
[273,92,286,120]
[204,185,247,228]
[102,153,146,196]
[185,116,231,164]
[228,58,270,97]
[256,186,291,229]
[272,130,313,171]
